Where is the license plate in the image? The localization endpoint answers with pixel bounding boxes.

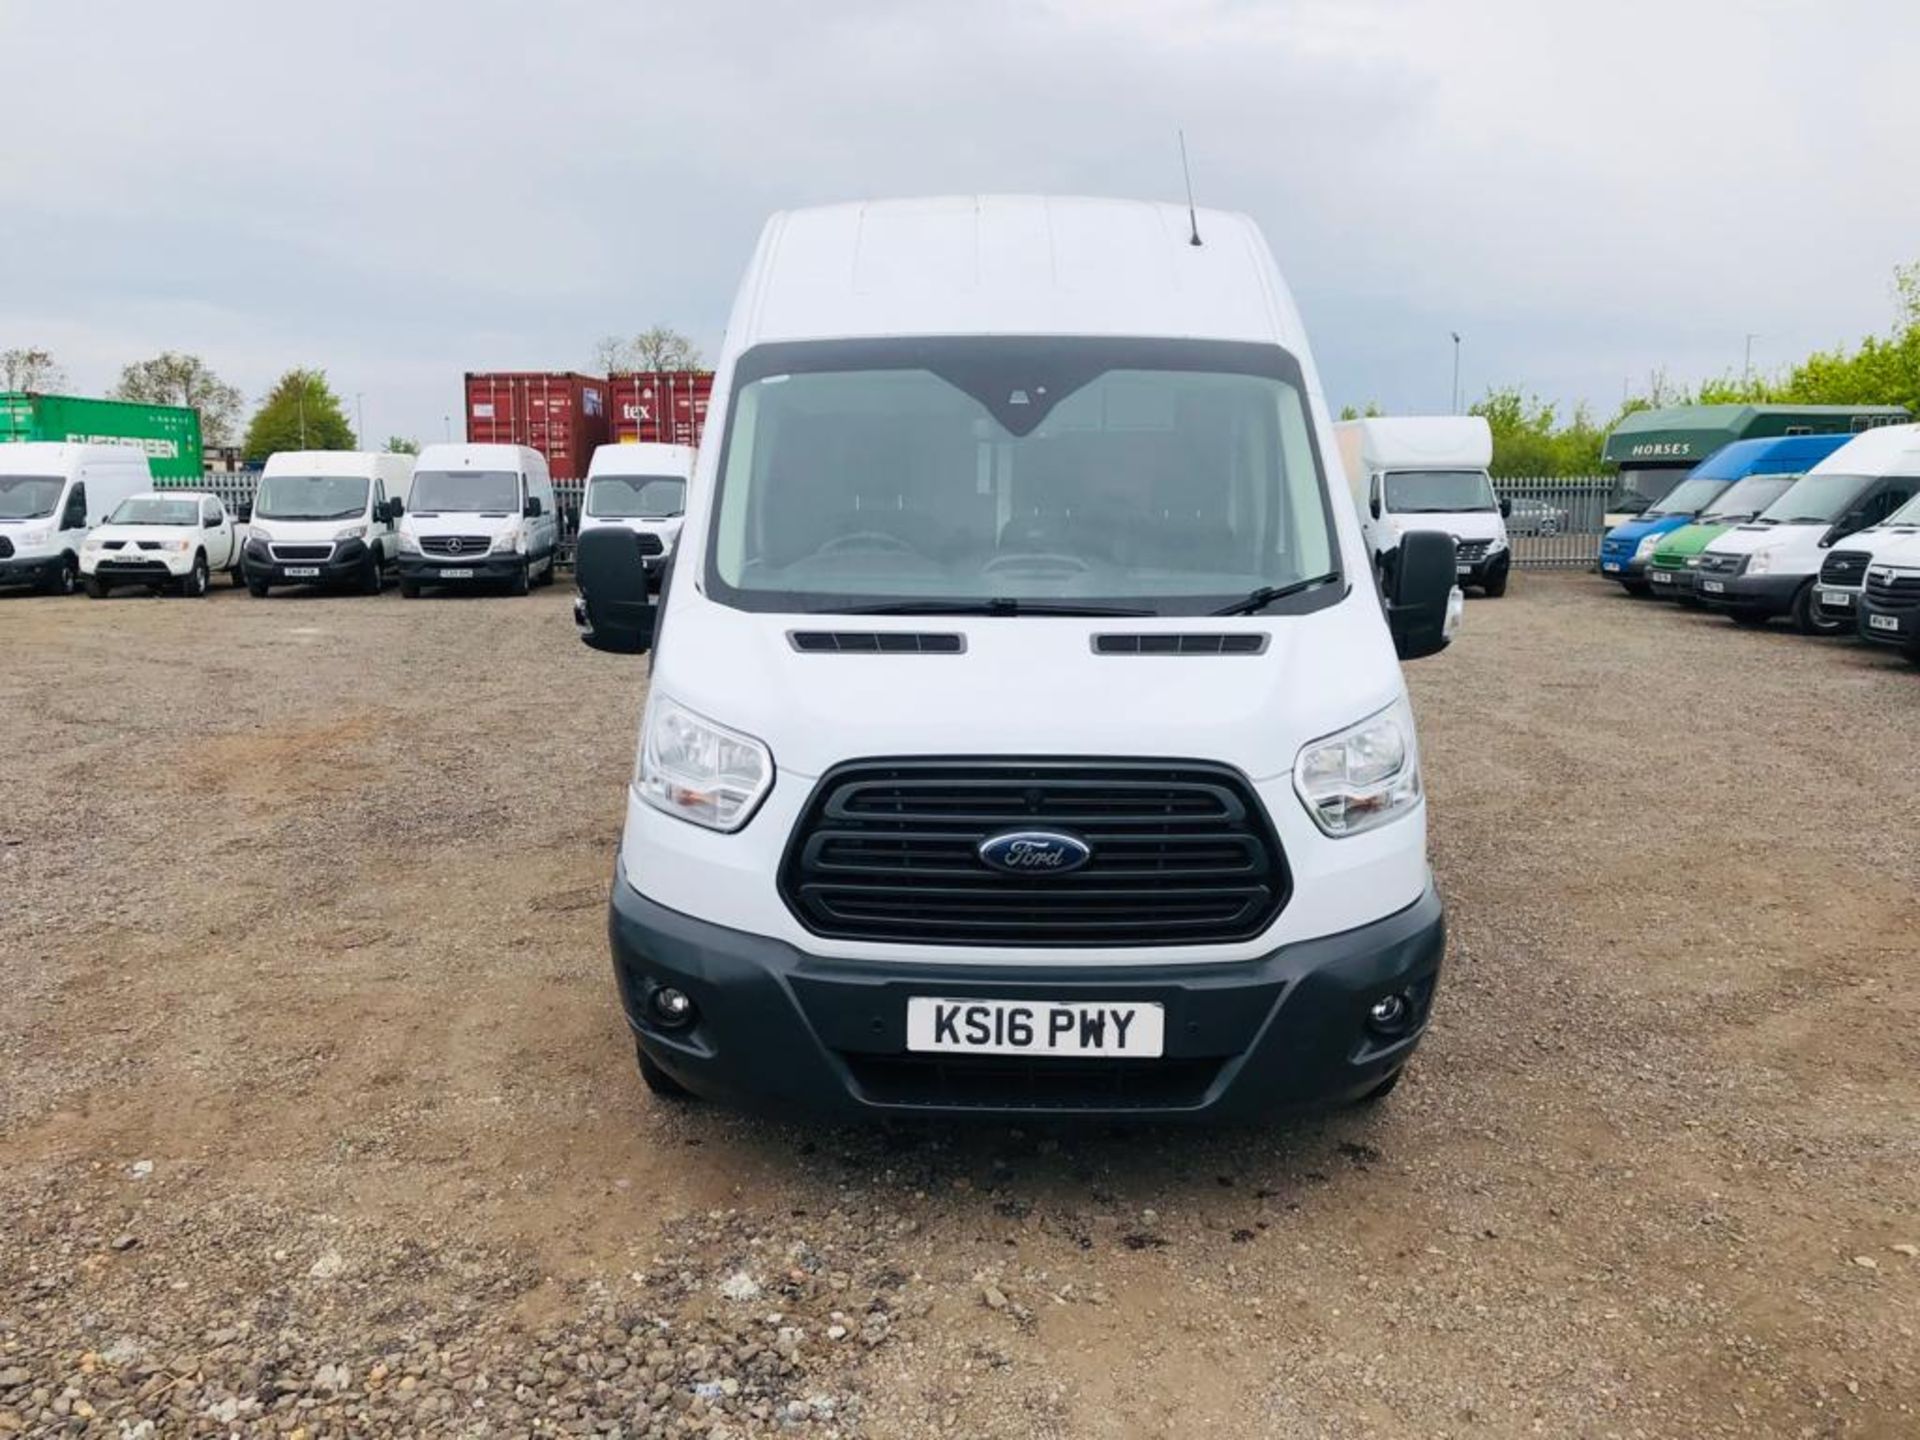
[1650,570,1672,584]
[1818,588,1852,608]
[285,566,321,578]
[439,567,474,579]
[1456,563,1471,575]
[1703,579,1726,594]
[905,997,1164,1058]
[1869,612,1901,632]
[1602,562,1621,573]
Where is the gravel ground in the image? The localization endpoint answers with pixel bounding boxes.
[1,572,1916,1439]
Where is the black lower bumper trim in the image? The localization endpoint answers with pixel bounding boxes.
[608,874,1445,1120]
[1698,571,1802,614]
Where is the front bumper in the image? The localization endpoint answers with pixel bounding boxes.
[609,874,1446,1121]
[1646,564,1695,597]
[245,539,372,586]
[1599,553,1648,583]
[1696,570,1801,615]
[398,554,524,584]
[0,554,61,587]
[1859,597,1920,649]
[1814,584,1862,624]
[85,553,192,583]
[1457,550,1508,585]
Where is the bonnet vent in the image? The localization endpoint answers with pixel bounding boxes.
[1092,633,1268,655]
[789,631,966,654]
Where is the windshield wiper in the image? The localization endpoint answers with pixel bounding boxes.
[1210,573,1340,616]
[817,598,1154,617]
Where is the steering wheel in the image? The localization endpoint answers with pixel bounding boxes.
[981,550,1092,576]
[813,530,918,557]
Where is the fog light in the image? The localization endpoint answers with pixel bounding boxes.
[1367,993,1412,1035]
[649,985,695,1029]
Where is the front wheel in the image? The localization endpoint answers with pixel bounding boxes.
[1728,608,1771,628]
[1357,1067,1404,1104]
[636,1042,693,1100]
[509,562,531,597]
[1791,581,1845,636]
[47,554,79,596]
[84,576,108,599]
[400,579,420,599]
[179,553,210,598]
[1622,580,1653,599]
[1481,564,1510,598]
[359,555,383,595]
[247,577,270,598]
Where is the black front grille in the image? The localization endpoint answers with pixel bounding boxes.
[1092,633,1267,655]
[790,631,964,654]
[0,536,12,559]
[1695,552,1743,576]
[842,1053,1222,1110]
[1455,539,1492,563]
[271,544,333,562]
[780,759,1289,947]
[421,534,491,557]
[1820,550,1872,586]
[1865,568,1920,611]
[634,532,665,557]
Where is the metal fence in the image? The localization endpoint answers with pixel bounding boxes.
[164,472,1610,573]
[1495,475,1611,570]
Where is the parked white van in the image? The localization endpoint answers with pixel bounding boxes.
[242,450,414,596]
[0,443,152,594]
[574,196,1460,1121]
[81,491,245,597]
[1336,416,1511,596]
[1696,423,1920,634]
[580,442,693,589]
[396,443,558,597]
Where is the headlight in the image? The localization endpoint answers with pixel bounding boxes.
[1293,696,1423,838]
[635,695,773,832]
[82,536,104,552]
[1486,535,1507,552]
[398,532,420,554]
[1633,533,1663,560]
[334,524,369,542]
[492,528,523,555]
[164,537,194,552]
[1744,549,1774,575]
[1684,555,1703,569]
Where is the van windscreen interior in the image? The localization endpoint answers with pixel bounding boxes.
[706,337,1341,616]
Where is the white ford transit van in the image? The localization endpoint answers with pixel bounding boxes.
[578,442,693,592]
[396,443,558,597]
[242,450,414,596]
[575,196,1459,1121]
[1696,423,1920,634]
[0,443,152,595]
[1337,416,1511,596]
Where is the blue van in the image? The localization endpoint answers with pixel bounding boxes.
[1598,433,1857,595]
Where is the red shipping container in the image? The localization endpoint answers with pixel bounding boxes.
[463,372,611,482]
[609,371,714,448]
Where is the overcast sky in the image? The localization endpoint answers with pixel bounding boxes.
[4,0,1917,446]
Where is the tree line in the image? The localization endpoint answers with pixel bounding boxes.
[1349,262,1920,477]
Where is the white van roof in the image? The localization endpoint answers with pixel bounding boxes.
[728,195,1306,351]
[413,442,539,471]
[1806,421,1920,479]
[588,442,695,478]
[261,450,412,478]
[1336,417,1494,471]
[0,441,153,474]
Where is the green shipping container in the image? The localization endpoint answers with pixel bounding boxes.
[0,392,203,481]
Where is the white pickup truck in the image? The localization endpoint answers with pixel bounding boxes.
[81,491,249,598]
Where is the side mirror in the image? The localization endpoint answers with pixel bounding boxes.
[387,497,403,519]
[1384,529,1457,660]
[1368,495,1381,520]
[574,526,658,654]
[1499,497,1512,518]
[524,495,543,518]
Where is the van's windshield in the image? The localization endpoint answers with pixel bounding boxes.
[1698,474,1796,522]
[0,475,64,520]
[1885,493,1920,527]
[1645,477,1728,517]
[588,476,684,519]
[410,470,519,513]
[1756,473,1869,526]
[1382,470,1496,513]
[256,475,370,521]
[706,338,1340,616]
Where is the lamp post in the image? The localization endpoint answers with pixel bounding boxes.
[1450,332,1462,414]
[355,393,365,449]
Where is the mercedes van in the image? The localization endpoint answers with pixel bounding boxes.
[1696,424,1920,633]
[242,450,414,596]
[396,442,558,596]
[572,196,1460,1122]
[0,443,152,594]
[1337,416,1510,596]
[579,442,692,591]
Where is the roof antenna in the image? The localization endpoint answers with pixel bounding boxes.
[1178,129,1203,246]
